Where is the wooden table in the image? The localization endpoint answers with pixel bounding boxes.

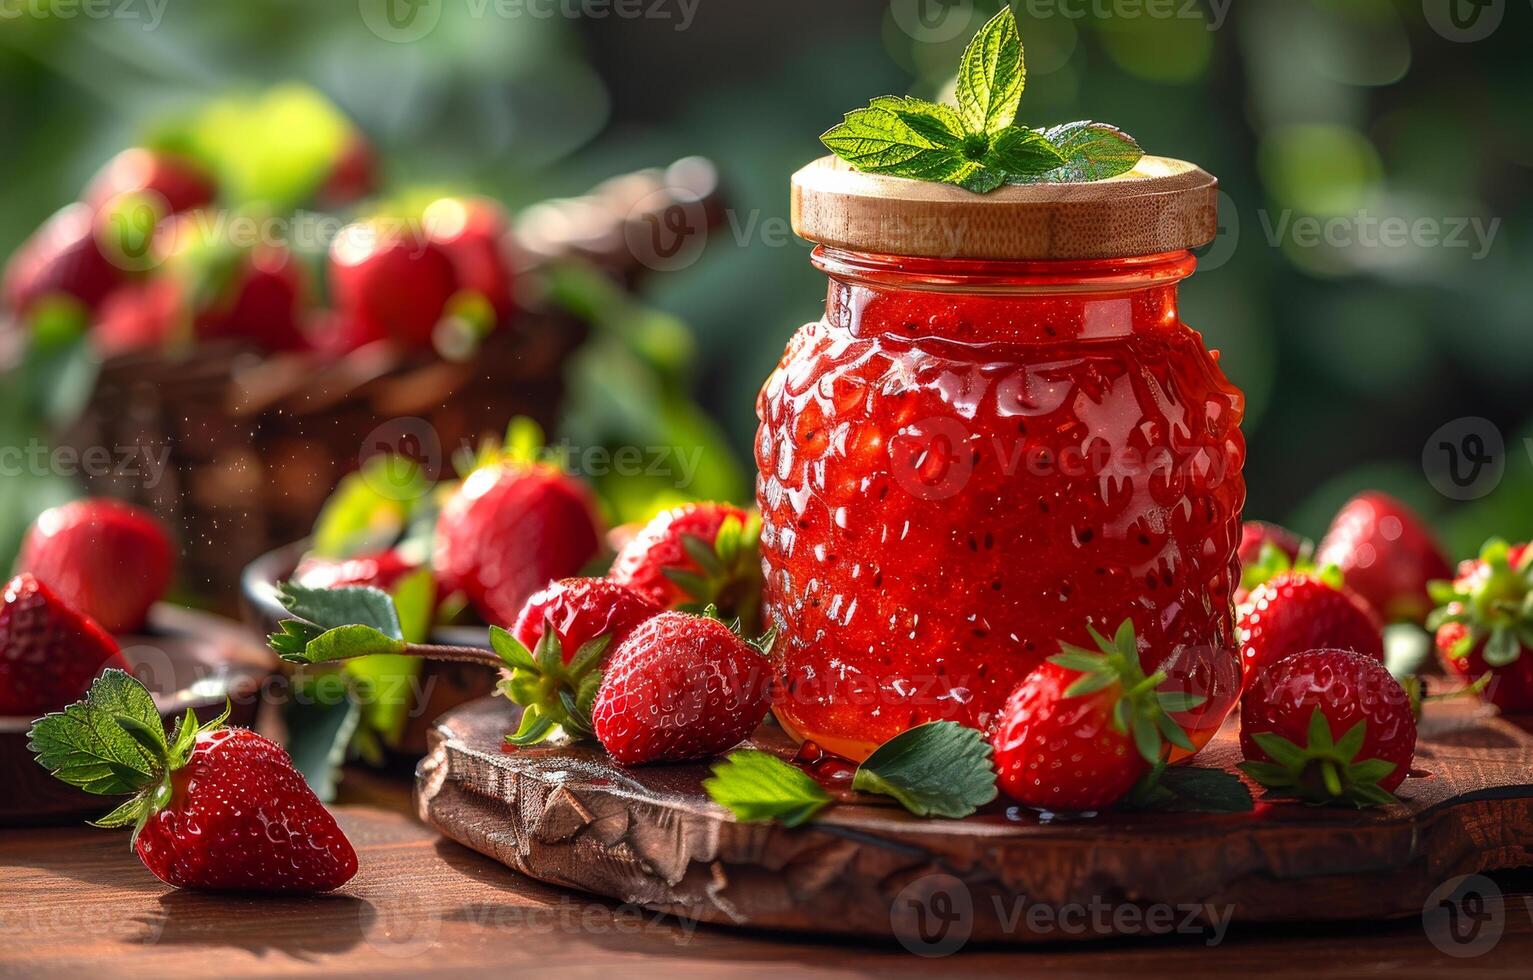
[5,771,1532,978]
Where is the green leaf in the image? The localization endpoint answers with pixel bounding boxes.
[821,107,1004,193]
[1039,121,1144,183]
[277,582,403,640]
[704,750,833,827]
[281,624,407,665]
[389,568,437,645]
[955,7,1025,135]
[852,721,997,819]
[1485,626,1522,667]
[281,673,360,802]
[309,455,425,559]
[268,619,325,657]
[868,95,965,148]
[984,125,1066,180]
[28,669,165,796]
[489,627,538,672]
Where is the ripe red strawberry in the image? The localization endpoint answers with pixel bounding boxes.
[1430,540,1533,712]
[1237,571,1383,688]
[0,574,129,716]
[489,577,658,744]
[3,204,122,316]
[608,503,762,629]
[294,549,419,593]
[329,220,459,348]
[433,454,602,628]
[93,278,186,357]
[991,620,1199,812]
[1240,648,1417,806]
[590,611,773,765]
[83,148,217,217]
[1317,492,1451,624]
[16,499,175,634]
[1234,520,1306,606]
[30,669,357,892]
[423,196,514,325]
[157,214,309,352]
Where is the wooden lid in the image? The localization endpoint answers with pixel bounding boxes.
[791,154,1218,261]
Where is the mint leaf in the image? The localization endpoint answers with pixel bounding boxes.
[868,95,965,147]
[852,721,997,819]
[28,669,164,796]
[704,750,833,827]
[1127,764,1254,813]
[984,125,1065,178]
[956,7,1025,135]
[277,581,403,640]
[1039,121,1144,182]
[821,104,1005,193]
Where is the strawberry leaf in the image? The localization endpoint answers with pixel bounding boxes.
[28,669,164,796]
[852,721,997,819]
[279,624,407,665]
[704,750,832,827]
[277,582,403,640]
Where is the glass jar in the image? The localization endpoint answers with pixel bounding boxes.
[758,158,1246,760]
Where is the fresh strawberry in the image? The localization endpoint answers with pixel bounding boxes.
[3,204,122,316]
[0,574,129,715]
[30,669,357,892]
[590,611,773,765]
[1430,540,1533,712]
[313,133,376,209]
[423,196,514,325]
[1239,648,1417,806]
[608,503,762,629]
[1234,521,1306,606]
[991,620,1199,812]
[1316,492,1451,624]
[489,577,658,744]
[329,220,459,348]
[157,214,309,352]
[1237,571,1383,688]
[433,433,602,628]
[294,549,419,593]
[16,499,175,634]
[92,278,186,356]
[83,148,217,217]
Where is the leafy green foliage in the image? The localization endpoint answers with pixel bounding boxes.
[852,721,997,819]
[28,669,164,796]
[1239,708,1398,808]
[491,622,607,746]
[704,750,833,827]
[1039,122,1144,182]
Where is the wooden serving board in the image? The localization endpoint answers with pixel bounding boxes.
[416,696,1533,945]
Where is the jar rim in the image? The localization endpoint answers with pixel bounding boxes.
[811,246,1198,294]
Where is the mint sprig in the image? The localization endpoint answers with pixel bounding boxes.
[821,7,1143,191]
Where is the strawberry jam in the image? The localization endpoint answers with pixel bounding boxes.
[757,248,1246,760]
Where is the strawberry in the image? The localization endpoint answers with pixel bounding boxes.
[1429,540,1533,712]
[30,669,357,892]
[83,148,217,217]
[0,574,129,716]
[1234,521,1306,607]
[608,503,762,629]
[489,577,658,744]
[990,620,1199,812]
[432,429,603,628]
[1316,492,1451,624]
[16,499,175,634]
[294,549,419,593]
[329,220,459,349]
[1239,648,1416,806]
[423,196,514,326]
[3,204,122,317]
[1237,571,1383,688]
[157,213,310,352]
[590,611,773,765]
[93,278,186,357]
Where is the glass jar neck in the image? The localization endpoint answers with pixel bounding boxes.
[814,246,1196,346]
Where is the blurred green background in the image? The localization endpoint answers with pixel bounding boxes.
[2,0,1531,563]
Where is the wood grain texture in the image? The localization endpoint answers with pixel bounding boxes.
[791,155,1218,260]
[418,696,1533,945]
[6,786,1533,978]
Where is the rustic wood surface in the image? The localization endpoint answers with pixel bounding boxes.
[5,770,1533,978]
[418,695,1533,944]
